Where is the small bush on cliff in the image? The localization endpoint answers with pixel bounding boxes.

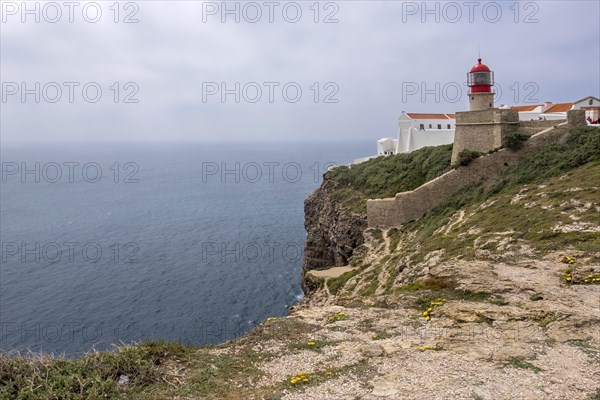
[455,150,483,167]
[503,131,531,150]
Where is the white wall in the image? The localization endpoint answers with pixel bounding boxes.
[398,115,455,153]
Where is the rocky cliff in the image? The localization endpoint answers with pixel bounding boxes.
[302,170,367,273]
[302,143,453,284]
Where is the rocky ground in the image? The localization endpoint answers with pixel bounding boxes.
[200,250,597,400]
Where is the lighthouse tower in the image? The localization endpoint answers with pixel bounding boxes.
[467,58,495,111]
[451,56,519,165]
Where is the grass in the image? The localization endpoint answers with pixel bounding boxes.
[396,277,457,292]
[539,315,558,328]
[369,228,384,243]
[488,295,509,306]
[505,357,542,373]
[0,341,194,400]
[327,269,361,295]
[372,332,394,341]
[0,318,326,400]
[359,264,383,296]
[387,228,401,252]
[530,292,544,301]
[569,340,600,361]
[328,144,452,213]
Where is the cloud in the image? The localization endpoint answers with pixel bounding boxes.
[1,0,598,143]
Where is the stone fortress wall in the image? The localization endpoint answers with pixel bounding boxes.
[367,110,587,228]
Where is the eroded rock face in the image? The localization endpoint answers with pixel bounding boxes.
[302,171,367,273]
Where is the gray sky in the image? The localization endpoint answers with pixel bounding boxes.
[1,0,599,143]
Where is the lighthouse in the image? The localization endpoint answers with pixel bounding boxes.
[467,58,495,111]
[451,56,519,165]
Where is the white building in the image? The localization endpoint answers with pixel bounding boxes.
[396,113,456,154]
[377,138,398,155]
[373,112,455,157]
[574,96,600,122]
[502,96,600,122]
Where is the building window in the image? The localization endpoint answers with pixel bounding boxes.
[419,124,424,130]
[447,124,451,129]
[428,124,432,129]
[437,124,442,129]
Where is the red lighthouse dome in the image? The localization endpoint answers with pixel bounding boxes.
[467,58,494,93]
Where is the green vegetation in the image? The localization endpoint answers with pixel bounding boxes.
[372,331,394,340]
[0,318,327,400]
[455,149,483,166]
[396,276,456,292]
[329,144,452,213]
[505,357,542,373]
[387,228,401,252]
[0,341,193,400]
[530,292,544,301]
[327,269,361,295]
[503,131,531,149]
[488,296,509,306]
[540,315,558,328]
[369,228,384,243]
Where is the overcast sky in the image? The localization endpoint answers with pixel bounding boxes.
[1,0,599,143]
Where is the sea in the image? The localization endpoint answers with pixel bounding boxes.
[0,142,371,356]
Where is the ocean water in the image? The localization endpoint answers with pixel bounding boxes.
[0,142,371,356]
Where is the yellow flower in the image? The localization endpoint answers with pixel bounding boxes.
[307,341,316,346]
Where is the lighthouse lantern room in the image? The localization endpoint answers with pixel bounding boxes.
[467,58,495,111]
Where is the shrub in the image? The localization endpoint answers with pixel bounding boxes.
[456,150,483,166]
[328,144,453,213]
[503,131,531,149]
[327,269,360,295]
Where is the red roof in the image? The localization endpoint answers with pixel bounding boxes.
[470,58,491,73]
[511,105,541,111]
[406,113,452,120]
[543,103,573,113]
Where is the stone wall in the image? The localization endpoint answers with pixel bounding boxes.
[451,108,519,164]
[367,120,577,228]
[469,92,495,111]
[519,120,565,128]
